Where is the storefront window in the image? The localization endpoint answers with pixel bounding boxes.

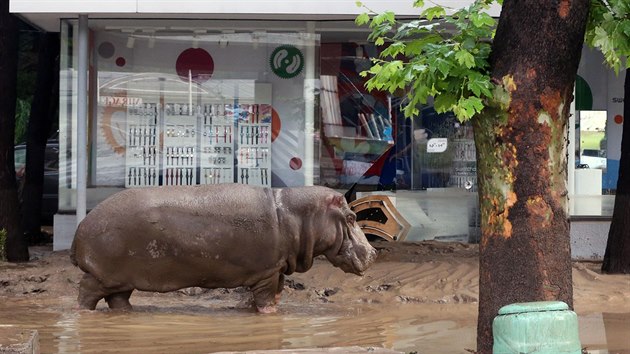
[59,20,78,213]
[570,47,623,217]
[59,18,482,243]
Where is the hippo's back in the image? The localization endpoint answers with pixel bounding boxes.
[71,184,284,291]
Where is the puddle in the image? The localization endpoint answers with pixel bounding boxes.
[0,296,627,353]
[0,296,479,353]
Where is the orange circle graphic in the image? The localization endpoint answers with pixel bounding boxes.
[271,108,281,142]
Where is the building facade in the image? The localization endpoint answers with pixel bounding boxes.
[10,0,625,258]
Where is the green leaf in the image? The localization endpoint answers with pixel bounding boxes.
[403,34,441,56]
[426,55,451,77]
[375,37,385,46]
[470,12,495,28]
[592,26,612,50]
[413,0,425,8]
[455,50,476,69]
[355,1,363,7]
[422,6,446,21]
[373,11,396,26]
[368,63,383,75]
[434,93,458,112]
[395,20,436,40]
[467,74,493,98]
[381,41,406,58]
[355,13,370,26]
[411,63,428,73]
[384,11,396,24]
[455,96,485,120]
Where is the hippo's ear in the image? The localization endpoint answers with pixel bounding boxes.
[326,194,345,209]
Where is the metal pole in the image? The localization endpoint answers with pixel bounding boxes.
[567,86,576,214]
[304,21,316,186]
[76,14,88,224]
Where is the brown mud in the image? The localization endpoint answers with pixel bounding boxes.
[0,241,628,353]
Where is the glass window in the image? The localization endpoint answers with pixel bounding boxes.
[59,18,482,243]
[14,147,26,172]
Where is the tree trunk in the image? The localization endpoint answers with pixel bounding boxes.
[601,70,630,274]
[473,0,589,352]
[21,32,59,241]
[0,0,28,262]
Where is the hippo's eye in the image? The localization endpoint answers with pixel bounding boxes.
[346,214,356,224]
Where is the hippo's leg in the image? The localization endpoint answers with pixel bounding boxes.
[274,273,285,305]
[77,273,108,310]
[105,290,134,311]
[252,273,282,314]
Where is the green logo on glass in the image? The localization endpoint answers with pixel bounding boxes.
[270,45,304,79]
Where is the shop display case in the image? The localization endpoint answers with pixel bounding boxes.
[163,102,198,186]
[199,103,235,185]
[235,104,272,187]
[124,102,160,187]
[124,93,272,188]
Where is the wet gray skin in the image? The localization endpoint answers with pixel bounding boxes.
[71,184,377,313]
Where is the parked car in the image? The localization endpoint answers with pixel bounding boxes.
[579,148,607,170]
[14,140,59,224]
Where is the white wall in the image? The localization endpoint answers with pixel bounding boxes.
[11,0,502,32]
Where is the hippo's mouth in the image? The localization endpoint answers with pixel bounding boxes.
[329,226,377,276]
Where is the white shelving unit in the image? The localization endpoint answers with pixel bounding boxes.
[162,102,198,186]
[237,115,271,186]
[199,103,235,185]
[123,82,272,188]
[124,102,160,188]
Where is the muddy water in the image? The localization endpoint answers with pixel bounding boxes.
[1,296,480,353]
[1,296,628,353]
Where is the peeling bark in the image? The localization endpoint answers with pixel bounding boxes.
[475,0,590,352]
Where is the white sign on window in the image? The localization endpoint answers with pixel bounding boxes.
[427,138,448,153]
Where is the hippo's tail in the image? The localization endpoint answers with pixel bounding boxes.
[70,237,78,266]
[70,222,85,266]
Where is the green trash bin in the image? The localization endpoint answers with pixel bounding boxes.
[492,301,582,354]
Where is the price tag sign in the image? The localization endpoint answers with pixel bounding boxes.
[427,138,448,153]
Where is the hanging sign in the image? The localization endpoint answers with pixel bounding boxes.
[427,138,448,153]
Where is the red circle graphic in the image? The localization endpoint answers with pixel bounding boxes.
[614,115,623,124]
[290,157,303,170]
[176,48,215,84]
[115,57,126,67]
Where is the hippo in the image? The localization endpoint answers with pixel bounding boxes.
[70,184,377,313]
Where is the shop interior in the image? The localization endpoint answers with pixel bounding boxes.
[56,19,618,246]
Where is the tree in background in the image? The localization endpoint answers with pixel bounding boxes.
[586,0,630,274]
[15,24,38,145]
[0,0,29,261]
[356,0,589,351]
[21,32,59,242]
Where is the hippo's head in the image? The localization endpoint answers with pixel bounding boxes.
[323,196,377,276]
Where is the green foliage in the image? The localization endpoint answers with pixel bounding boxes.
[15,98,30,144]
[586,0,630,74]
[356,0,497,122]
[0,229,6,262]
[15,29,38,144]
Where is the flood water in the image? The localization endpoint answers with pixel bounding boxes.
[1,296,479,353]
[0,296,628,353]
